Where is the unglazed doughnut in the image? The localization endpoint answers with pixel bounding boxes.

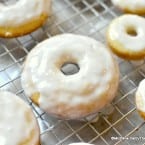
[0,0,51,38]
[21,34,119,119]
[0,91,40,145]
[111,0,145,15]
[107,14,145,60]
[135,79,145,119]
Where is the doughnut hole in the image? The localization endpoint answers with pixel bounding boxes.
[126,26,138,36]
[61,62,80,75]
[55,54,80,75]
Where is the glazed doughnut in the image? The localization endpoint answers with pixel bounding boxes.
[135,79,145,119]
[21,34,119,119]
[111,0,145,15]
[0,91,40,145]
[0,0,51,38]
[107,14,145,60]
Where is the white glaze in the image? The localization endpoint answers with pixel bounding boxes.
[136,79,145,112]
[0,0,51,26]
[109,14,145,51]
[138,79,145,98]
[0,91,39,145]
[111,0,145,11]
[21,34,119,118]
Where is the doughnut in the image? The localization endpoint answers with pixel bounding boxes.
[0,91,40,145]
[107,14,145,60]
[135,79,145,119]
[0,0,51,38]
[21,33,119,119]
[111,0,145,15]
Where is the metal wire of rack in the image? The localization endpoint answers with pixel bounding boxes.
[0,0,145,145]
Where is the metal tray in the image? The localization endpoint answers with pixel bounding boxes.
[0,0,145,145]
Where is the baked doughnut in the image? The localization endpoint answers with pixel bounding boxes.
[135,79,145,119]
[111,0,145,15]
[0,0,51,38]
[0,91,40,145]
[21,34,119,119]
[107,14,145,60]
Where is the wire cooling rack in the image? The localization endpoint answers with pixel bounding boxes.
[0,0,145,145]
